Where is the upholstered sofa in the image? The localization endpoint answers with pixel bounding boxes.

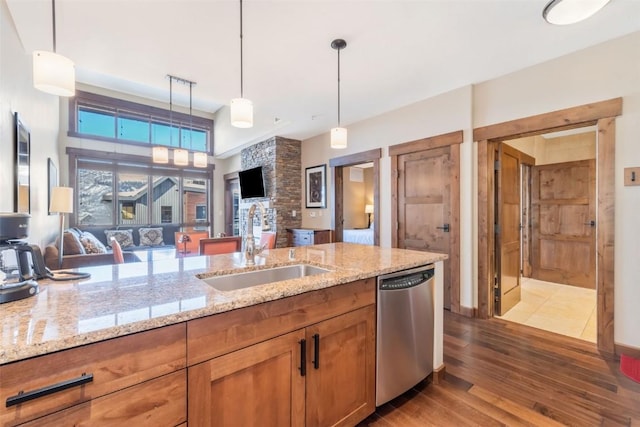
[43,226,180,270]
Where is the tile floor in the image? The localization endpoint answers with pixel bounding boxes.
[496,277,597,342]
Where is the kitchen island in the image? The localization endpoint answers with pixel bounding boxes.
[0,243,446,426]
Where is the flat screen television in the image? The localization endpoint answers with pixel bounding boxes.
[238,166,266,199]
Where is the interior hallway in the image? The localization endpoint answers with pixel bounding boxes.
[496,278,597,343]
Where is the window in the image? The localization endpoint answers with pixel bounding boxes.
[161,206,173,223]
[69,91,213,153]
[70,149,211,230]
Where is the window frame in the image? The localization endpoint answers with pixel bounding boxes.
[68,90,213,154]
[67,147,214,230]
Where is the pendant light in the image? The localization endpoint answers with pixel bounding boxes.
[33,0,75,97]
[543,0,611,25]
[330,39,347,149]
[189,80,208,168]
[230,0,253,128]
[153,75,173,164]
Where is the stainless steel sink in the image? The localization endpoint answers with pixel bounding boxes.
[199,264,332,292]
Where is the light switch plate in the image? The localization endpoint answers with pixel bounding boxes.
[624,167,640,186]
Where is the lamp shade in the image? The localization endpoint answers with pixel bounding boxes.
[365,204,374,214]
[49,187,74,214]
[193,152,208,168]
[331,127,347,149]
[230,98,253,128]
[543,0,611,25]
[174,149,189,166]
[33,51,75,97]
[153,146,169,163]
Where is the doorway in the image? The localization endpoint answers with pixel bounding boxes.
[390,131,462,313]
[494,129,598,342]
[475,98,621,354]
[223,172,240,236]
[330,149,382,246]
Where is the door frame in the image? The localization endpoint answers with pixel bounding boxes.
[390,130,462,314]
[223,172,239,236]
[329,149,382,245]
[474,98,621,355]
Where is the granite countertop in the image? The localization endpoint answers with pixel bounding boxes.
[0,243,447,365]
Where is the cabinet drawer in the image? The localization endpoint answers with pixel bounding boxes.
[22,371,186,427]
[292,230,313,246]
[0,324,186,426]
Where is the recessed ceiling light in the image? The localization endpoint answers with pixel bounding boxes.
[543,0,611,25]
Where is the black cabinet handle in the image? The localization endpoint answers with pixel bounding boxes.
[312,334,320,370]
[436,224,450,232]
[6,373,93,407]
[299,339,306,377]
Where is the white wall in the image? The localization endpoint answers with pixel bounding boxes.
[300,31,640,349]
[1,0,61,248]
[212,155,241,236]
[474,31,640,349]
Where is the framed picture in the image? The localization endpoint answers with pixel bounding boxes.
[48,158,58,215]
[15,113,30,214]
[305,164,326,208]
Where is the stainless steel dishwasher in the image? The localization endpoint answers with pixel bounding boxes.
[376,264,434,406]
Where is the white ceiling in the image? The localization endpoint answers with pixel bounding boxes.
[7,0,640,157]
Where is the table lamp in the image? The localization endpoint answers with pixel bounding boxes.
[49,187,74,269]
[365,204,374,228]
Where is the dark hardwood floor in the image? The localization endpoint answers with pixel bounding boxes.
[358,310,640,426]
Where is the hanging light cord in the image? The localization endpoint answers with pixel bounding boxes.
[337,47,341,127]
[189,81,193,149]
[51,0,57,52]
[239,0,244,98]
[169,76,173,146]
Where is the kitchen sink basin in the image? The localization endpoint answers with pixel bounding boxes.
[199,264,332,292]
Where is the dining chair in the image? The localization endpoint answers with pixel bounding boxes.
[110,237,124,264]
[199,236,243,255]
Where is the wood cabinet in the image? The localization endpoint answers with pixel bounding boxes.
[187,279,376,427]
[287,228,332,247]
[0,324,186,426]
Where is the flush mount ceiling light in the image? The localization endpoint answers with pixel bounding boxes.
[330,38,347,149]
[543,0,611,25]
[230,0,253,128]
[33,0,75,96]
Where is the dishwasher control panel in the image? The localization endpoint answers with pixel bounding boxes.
[379,268,434,290]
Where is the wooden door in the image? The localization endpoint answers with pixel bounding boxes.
[188,329,306,426]
[496,144,522,315]
[531,160,596,288]
[224,177,239,236]
[305,306,375,427]
[397,146,454,309]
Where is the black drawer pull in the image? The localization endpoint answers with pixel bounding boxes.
[312,333,320,370]
[6,373,93,407]
[299,339,307,377]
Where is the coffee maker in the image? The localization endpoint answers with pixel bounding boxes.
[0,213,39,304]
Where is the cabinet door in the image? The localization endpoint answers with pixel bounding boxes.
[305,305,376,427]
[188,329,306,426]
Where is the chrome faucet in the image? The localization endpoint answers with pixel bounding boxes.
[244,202,270,266]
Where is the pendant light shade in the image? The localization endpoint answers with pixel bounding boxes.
[231,97,253,128]
[193,152,208,168]
[33,0,75,96]
[331,127,348,149]
[543,0,611,25]
[231,0,253,128]
[153,146,169,163]
[330,39,347,149]
[33,51,75,96]
[174,149,189,166]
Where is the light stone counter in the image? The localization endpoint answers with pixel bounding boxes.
[0,243,447,365]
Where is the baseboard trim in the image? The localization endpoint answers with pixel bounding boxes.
[615,343,640,359]
[432,364,446,385]
[458,305,476,318]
